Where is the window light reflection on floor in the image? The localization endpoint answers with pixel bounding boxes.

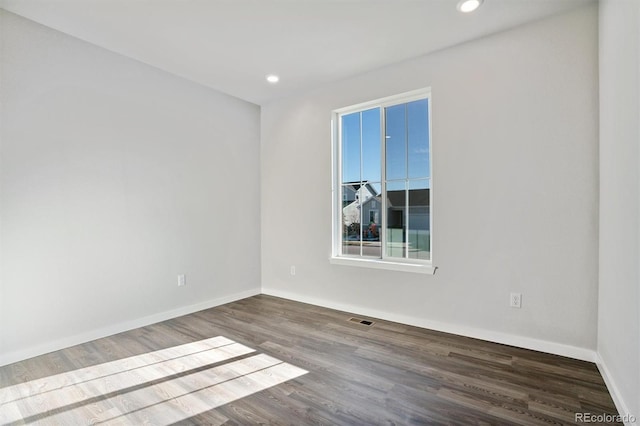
[0,336,308,425]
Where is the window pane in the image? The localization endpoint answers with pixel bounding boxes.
[386,180,406,258]
[361,182,381,258]
[341,184,361,255]
[407,99,430,179]
[361,108,381,182]
[342,112,361,184]
[385,104,407,181]
[408,179,430,260]
[335,91,431,265]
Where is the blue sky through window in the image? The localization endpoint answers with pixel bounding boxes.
[342,99,429,186]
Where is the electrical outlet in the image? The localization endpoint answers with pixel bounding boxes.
[178,274,186,287]
[510,292,522,308]
[290,266,296,276]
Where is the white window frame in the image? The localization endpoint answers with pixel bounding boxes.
[330,88,436,275]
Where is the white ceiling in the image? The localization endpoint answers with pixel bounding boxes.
[0,0,593,105]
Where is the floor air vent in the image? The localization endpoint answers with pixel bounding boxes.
[349,317,375,326]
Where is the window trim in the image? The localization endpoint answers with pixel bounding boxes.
[330,88,436,275]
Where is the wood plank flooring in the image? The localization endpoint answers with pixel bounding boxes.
[0,295,621,425]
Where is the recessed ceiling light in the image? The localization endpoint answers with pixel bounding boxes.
[266,74,279,84]
[457,0,483,13]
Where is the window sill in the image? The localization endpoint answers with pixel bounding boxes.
[329,256,437,275]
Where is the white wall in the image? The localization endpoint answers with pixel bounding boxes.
[598,0,640,422]
[0,10,261,365]
[261,5,599,359]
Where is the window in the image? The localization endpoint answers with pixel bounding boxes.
[331,89,434,274]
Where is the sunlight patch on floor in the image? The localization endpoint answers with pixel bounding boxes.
[0,336,307,425]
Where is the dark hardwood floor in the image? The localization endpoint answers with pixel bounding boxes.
[0,295,620,425]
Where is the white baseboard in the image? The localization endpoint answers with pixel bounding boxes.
[0,287,261,367]
[262,287,597,362]
[0,285,599,367]
[595,354,638,426]
[5,285,630,422]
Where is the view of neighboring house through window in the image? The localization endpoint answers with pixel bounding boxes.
[335,89,431,264]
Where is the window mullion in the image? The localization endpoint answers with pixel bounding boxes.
[336,116,342,257]
[404,104,409,259]
[359,112,364,257]
[380,107,387,261]
[405,182,409,259]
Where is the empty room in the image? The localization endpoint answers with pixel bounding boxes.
[0,0,638,424]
